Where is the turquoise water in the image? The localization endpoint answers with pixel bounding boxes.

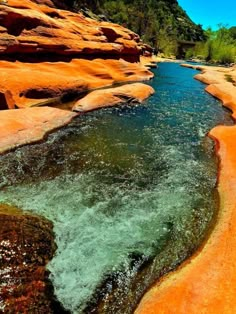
[0,63,232,313]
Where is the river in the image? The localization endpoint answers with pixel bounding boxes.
[0,62,232,313]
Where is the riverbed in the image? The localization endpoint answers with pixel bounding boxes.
[0,63,232,313]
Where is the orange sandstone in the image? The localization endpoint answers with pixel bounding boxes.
[73,83,154,112]
[0,58,153,108]
[136,64,236,314]
[0,0,154,110]
[0,107,77,154]
[0,0,155,153]
[0,0,148,60]
[183,63,236,117]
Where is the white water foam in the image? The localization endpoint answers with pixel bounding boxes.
[0,144,215,313]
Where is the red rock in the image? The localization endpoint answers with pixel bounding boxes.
[73,83,155,112]
[206,83,236,119]
[0,203,64,312]
[0,0,149,60]
[0,107,77,154]
[0,58,153,108]
[183,63,236,118]
[0,0,154,110]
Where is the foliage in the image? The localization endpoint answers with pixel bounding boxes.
[186,25,236,64]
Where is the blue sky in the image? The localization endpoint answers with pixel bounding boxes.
[178,0,236,30]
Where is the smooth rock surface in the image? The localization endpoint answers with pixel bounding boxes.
[0,0,154,109]
[0,107,77,154]
[0,58,153,108]
[182,63,236,116]
[73,83,155,112]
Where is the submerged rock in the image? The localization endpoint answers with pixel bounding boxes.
[0,203,66,313]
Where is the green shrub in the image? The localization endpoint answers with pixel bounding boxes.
[186,26,236,64]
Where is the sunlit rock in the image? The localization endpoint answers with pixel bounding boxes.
[0,107,77,154]
[73,83,155,112]
[0,58,153,108]
[0,0,149,60]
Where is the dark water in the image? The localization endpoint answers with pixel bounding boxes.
[0,63,232,313]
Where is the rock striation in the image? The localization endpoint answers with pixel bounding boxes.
[0,58,153,108]
[0,0,147,61]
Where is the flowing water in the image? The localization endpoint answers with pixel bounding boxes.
[0,63,232,313]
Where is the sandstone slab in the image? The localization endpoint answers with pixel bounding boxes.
[73,83,155,112]
[0,107,77,154]
[0,58,153,108]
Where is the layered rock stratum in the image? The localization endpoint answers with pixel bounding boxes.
[0,0,147,60]
[0,0,155,152]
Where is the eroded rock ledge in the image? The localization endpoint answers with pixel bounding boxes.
[0,0,151,61]
[73,83,155,112]
[0,58,153,108]
[0,0,155,152]
[182,63,236,115]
